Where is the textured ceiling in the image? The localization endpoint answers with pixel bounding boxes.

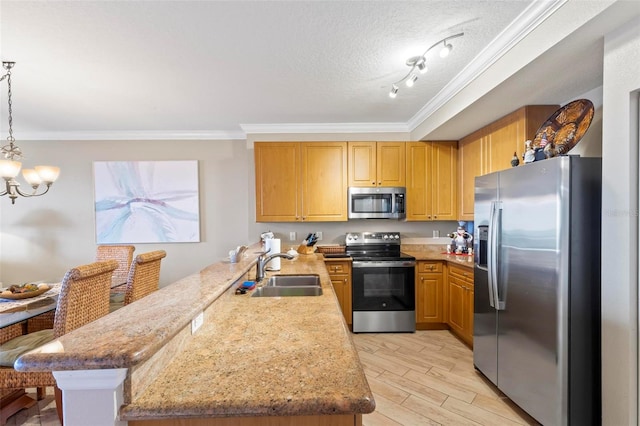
[2,1,636,141]
[0,0,534,139]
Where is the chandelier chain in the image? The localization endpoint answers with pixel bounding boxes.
[6,65,13,143]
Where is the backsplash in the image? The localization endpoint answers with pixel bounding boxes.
[250,220,465,246]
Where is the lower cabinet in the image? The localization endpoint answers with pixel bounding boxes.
[415,261,445,326]
[447,264,474,347]
[325,259,352,325]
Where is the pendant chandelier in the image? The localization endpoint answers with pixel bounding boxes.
[0,61,60,204]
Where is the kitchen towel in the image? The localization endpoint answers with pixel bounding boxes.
[264,238,281,270]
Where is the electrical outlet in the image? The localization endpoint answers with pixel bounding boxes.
[191,311,204,334]
[289,231,296,241]
[316,232,323,240]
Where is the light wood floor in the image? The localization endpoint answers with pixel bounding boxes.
[6,331,539,426]
[354,330,539,426]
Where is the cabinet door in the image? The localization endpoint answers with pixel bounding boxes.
[255,142,301,222]
[330,274,352,325]
[416,273,443,323]
[447,276,466,336]
[458,132,486,220]
[430,141,458,220]
[300,142,348,221]
[487,111,523,173]
[406,141,457,221]
[406,142,429,220]
[464,285,474,345]
[377,142,406,187]
[348,141,376,187]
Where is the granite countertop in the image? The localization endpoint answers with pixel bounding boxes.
[17,245,375,420]
[401,244,475,269]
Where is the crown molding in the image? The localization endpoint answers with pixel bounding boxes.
[407,0,567,131]
[240,122,410,135]
[16,130,246,141]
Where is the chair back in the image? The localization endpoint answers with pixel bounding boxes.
[95,245,135,285]
[53,260,118,338]
[124,250,166,305]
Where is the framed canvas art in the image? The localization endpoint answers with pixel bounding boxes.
[94,160,200,243]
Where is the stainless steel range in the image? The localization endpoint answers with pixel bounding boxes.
[346,232,416,333]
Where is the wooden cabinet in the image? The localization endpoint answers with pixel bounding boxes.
[255,142,348,222]
[458,105,559,220]
[415,261,445,325]
[447,264,474,347]
[325,259,352,325]
[406,141,458,221]
[348,141,405,187]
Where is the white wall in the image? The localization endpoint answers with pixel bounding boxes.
[601,16,640,425]
[0,139,250,287]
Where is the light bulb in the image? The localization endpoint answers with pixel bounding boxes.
[417,60,428,74]
[406,74,418,87]
[440,42,452,58]
[22,169,42,186]
[389,84,399,98]
[35,166,61,184]
[0,159,21,179]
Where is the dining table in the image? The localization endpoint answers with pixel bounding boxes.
[0,277,126,424]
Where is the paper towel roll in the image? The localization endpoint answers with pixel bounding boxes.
[264,238,281,270]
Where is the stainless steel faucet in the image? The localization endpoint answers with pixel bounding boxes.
[255,252,295,282]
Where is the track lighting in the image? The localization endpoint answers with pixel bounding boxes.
[389,33,463,98]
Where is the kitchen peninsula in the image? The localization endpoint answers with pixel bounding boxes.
[15,244,375,426]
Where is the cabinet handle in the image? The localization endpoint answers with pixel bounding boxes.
[372,181,376,185]
[378,182,381,185]
[434,215,437,219]
[427,215,431,219]
[344,278,347,283]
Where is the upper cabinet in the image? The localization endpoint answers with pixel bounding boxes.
[348,141,406,187]
[406,141,458,221]
[255,142,348,222]
[458,105,559,220]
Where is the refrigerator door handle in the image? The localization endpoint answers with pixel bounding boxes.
[493,202,506,310]
[489,201,504,310]
[487,202,496,308]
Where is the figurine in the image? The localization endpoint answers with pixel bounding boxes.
[539,131,549,148]
[523,140,535,163]
[447,226,473,254]
[510,151,520,167]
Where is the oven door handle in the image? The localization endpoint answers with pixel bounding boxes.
[352,260,416,268]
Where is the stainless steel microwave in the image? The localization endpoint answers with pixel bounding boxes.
[348,187,406,219]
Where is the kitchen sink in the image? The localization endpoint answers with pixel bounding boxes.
[265,274,321,287]
[251,285,323,297]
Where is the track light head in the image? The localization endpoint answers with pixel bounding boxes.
[389,84,399,98]
[405,74,418,87]
[439,42,453,58]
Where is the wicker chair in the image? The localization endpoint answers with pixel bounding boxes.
[95,245,135,291]
[117,250,166,309]
[0,260,118,424]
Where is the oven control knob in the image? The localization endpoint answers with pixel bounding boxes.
[383,235,389,240]
[394,235,400,239]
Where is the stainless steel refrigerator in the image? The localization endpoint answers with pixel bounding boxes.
[473,156,601,426]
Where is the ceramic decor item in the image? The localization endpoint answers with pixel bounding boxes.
[531,99,594,155]
[510,152,520,167]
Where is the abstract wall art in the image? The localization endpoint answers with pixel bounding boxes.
[94,160,200,243]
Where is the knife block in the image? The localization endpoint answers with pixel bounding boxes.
[297,244,316,255]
